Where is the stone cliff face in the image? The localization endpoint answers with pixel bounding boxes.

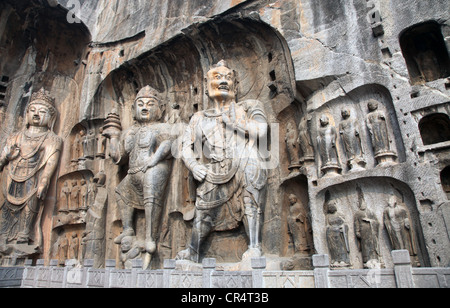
[0,0,449,269]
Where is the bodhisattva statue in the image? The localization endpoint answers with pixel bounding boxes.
[69,232,79,260]
[317,115,341,177]
[366,100,397,166]
[177,60,268,263]
[69,180,80,212]
[384,196,418,263]
[287,194,312,254]
[339,109,366,171]
[354,189,381,269]
[58,236,69,266]
[103,85,174,269]
[326,199,351,268]
[0,88,63,257]
[285,122,301,173]
[60,181,71,213]
[81,172,107,269]
[298,115,315,163]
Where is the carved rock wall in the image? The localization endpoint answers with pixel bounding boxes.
[0,0,449,269]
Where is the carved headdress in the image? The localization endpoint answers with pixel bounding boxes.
[211,59,230,70]
[29,88,57,115]
[135,85,161,103]
[133,85,165,122]
[26,88,58,130]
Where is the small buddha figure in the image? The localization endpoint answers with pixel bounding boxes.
[384,196,419,264]
[285,122,301,173]
[326,200,351,268]
[339,108,366,171]
[317,115,341,177]
[366,100,397,166]
[298,115,315,164]
[287,194,312,254]
[354,188,381,269]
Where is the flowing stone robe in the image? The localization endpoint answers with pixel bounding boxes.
[384,203,418,257]
[317,122,340,170]
[288,200,312,253]
[366,108,391,156]
[182,100,268,242]
[339,115,365,168]
[114,123,174,212]
[82,179,108,268]
[0,130,62,245]
[354,208,381,267]
[326,205,350,267]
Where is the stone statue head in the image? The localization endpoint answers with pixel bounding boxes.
[133,85,164,123]
[26,88,58,130]
[288,194,298,205]
[286,122,294,132]
[205,60,238,103]
[367,100,379,112]
[388,196,397,208]
[326,201,338,214]
[319,115,330,127]
[358,199,367,211]
[341,109,351,119]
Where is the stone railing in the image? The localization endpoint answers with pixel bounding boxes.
[0,251,448,288]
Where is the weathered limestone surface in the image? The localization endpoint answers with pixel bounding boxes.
[0,0,449,280]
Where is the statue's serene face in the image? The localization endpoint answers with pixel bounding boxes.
[134,97,161,123]
[27,101,51,128]
[206,66,236,103]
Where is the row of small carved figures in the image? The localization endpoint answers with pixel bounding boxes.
[323,195,419,268]
[59,179,97,212]
[286,101,398,175]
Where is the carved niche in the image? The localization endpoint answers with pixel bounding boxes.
[86,16,297,268]
[314,178,426,269]
[309,84,405,177]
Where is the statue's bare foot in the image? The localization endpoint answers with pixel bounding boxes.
[242,247,262,260]
[176,247,200,263]
[176,249,191,261]
[114,228,135,244]
[145,240,157,254]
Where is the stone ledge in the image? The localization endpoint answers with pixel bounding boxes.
[1,251,447,288]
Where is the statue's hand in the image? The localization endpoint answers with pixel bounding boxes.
[7,145,20,161]
[37,179,49,201]
[145,156,157,171]
[192,164,208,182]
